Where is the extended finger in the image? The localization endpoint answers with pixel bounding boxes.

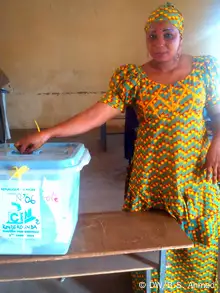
[206,166,212,182]
[212,165,218,184]
[14,143,21,151]
[14,141,20,148]
[217,166,220,183]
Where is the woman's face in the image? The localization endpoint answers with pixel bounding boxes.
[146,21,182,62]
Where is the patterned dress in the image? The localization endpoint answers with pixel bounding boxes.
[100,55,220,292]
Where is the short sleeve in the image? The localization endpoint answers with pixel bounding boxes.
[99,64,140,113]
[204,55,220,116]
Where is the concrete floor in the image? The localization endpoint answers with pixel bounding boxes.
[0,128,219,292]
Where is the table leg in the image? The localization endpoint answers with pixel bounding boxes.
[158,249,167,293]
[100,123,107,151]
[146,270,151,293]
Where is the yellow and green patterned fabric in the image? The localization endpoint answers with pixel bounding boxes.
[99,55,220,292]
[144,2,184,37]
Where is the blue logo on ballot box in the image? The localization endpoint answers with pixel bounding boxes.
[2,202,41,238]
[0,184,41,239]
[7,203,37,224]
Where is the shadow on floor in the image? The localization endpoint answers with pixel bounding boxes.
[0,273,133,293]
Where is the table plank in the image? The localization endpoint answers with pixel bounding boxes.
[0,210,193,264]
[69,210,193,256]
[0,252,168,282]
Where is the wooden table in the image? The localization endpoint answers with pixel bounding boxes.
[0,210,193,293]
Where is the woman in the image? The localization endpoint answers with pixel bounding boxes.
[15,2,219,292]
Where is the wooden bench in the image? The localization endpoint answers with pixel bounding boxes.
[0,210,193,293]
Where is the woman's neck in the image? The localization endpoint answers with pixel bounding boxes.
[150,57,181,73]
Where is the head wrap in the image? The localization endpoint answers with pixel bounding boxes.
[144,2,184,37]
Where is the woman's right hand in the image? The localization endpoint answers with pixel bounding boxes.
[14,130,51,154]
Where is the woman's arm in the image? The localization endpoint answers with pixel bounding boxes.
[15,64,138,154]
[47,102,119,138]
[15,102,120,153]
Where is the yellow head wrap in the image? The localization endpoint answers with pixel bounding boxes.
[144,2,184,37]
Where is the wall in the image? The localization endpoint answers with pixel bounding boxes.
[0,0,219,129]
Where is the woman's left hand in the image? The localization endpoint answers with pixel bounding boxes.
[203,138,220,184]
